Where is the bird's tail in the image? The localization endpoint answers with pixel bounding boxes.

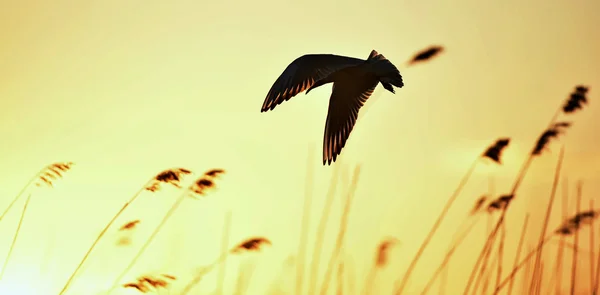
[366,50,404,88]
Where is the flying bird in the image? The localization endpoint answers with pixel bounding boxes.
[261,50,404,165]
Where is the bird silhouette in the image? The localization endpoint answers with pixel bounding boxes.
[261,50,404,165]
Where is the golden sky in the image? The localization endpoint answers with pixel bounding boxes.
[1,0,600,294]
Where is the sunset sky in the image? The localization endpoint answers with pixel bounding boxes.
[1,0,600,294]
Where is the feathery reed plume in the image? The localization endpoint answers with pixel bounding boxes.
[0,162,75,281]
[119,220,141,231]
[394,138,508,295]
[308,162,341,295]
[486,194,514,212]
[319,165,361,295]
[529,146,565,295]
[122,274,176,293]
[571,181,583,295]
[363,237,400,295]
[482,138,511,164]
[470,195,488,215]
[105,168,224,295]
[58,167,193,295]
[145,168,192,192]
[532,122,571,156]
[495,204,600,294]
[506,215,530,295]
[300,147,316,295]
[554,210,599,235]
[407,45,444,66]
[0,162,74,224]
[230,237,272,254]
[563,85,589,114]
[466,86,590,294]
[181,234,272,295]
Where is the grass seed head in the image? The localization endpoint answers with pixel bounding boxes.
[231,237,272,254]
[532,122,571,156]
[145,168,193,192]
[487,194,514,213]
[555,210,599,235]
[408,45,445,65]
[563,85,589,114]
[482,138,510,164]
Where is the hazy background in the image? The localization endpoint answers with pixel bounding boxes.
[1,0,599,294]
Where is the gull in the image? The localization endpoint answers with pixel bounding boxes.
[261,49,404,165]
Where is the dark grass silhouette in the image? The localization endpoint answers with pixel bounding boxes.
[406,45,444,66]
[1,47,598,295]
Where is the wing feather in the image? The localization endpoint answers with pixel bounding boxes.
[323,76,378,165]
[261,54,364,112]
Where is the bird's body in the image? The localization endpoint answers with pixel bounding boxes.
[261,50,404,165]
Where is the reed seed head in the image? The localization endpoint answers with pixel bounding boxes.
[555,210,599,235]
[119,220,141,231]
[188,168,226,197]
[145,168,192,192]
[231,237,272,254]
[482,138,510,164]
[375,237,400,267]
[532,122,571,156]
[470,195,488,215]
[487,194,514,213]
[408,45,445,65]
[563,85,589,114]
[122,274,176,293]
[35,162,75,188]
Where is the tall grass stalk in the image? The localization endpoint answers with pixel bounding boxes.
[590,199,596,294]
[319,165,361,295]
[570,181,582,295]
[506,214,530,295]
[58,175,160,295]
[217,211,233,294]
[105,191,190,294]
[307,162,341,295]
[464,107,566,295]
[297,148,315,295]
[0,193,31,281]
[394,158,479,295]
[529,146,565,294]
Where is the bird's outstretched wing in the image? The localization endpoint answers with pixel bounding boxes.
[323,77,378,165]
[261,54,364,112]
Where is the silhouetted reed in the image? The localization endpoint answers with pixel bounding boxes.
[407,45,445,66]
[465,86,590,295]
[58,167,194,295]
[506,215,530,295]
[180,234,273,295]
[470,195,488,215]
[482,138,511,164]
[122,273,176,293]
[0,162,75,281]
[0,162,74,224]
[394,137,509,295]
[494,202,600,294]
[230,237,272,254]
[119,220,141,231]
[563,85,589,114]
[364,237,400,295]
[106,168,224,295]
[307,161,340,295]
[320,165,361,295]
